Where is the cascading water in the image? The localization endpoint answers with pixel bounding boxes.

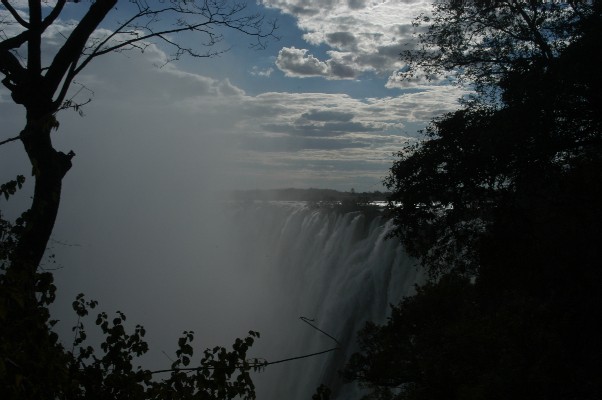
[49,198,421,400]
[221,201,423,400]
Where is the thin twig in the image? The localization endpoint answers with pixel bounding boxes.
[300,316,341,346]
[150,316,341,375]
[261,346,339,367]
[0,135,20,146]
[150,347,340,375]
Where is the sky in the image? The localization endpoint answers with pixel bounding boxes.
[0,1,465,396]
[2,0,469,193]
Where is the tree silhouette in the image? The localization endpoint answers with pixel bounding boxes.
[387,0,601,277]
[400,0,594,94]
[345,1,602,399]
[0,1,275,398]
[0,0,275,312]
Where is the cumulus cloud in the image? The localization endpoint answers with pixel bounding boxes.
[325,32,358,50]
[276,47,361,79]
[276,47,330,77]
[263,0,434,83]
[2,6,466,192]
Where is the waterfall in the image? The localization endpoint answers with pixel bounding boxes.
[49,199,421,400]
[222,201,422,400]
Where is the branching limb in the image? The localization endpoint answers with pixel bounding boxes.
[0,30,29,52]
[1,0,30,28]
[44,0,117,100]
[57,80,94,115]
[74,1,278,75]
[41,0,67,32]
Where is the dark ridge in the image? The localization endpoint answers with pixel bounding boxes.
[228,188,390,202]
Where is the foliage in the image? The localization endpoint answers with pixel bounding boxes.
[385,3,602,277]
[401,0,595,94]
[0,176,25,201]
[345,264,602,400]
[0,2,276,399]
[345,1,602,399]
[1,197,262,400]
[312,384,332,400]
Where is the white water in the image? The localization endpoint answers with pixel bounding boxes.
[49,199,421,400]
[222,201,422,400]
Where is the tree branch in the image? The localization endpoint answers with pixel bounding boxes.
[41,0,67,32]
[506,0,554,60]
[299,316,341,346]
[0,134,20,146]
[149,347,340,375]
[44,0,117,100]
[1,0,29,28]
[27,0,42,76]
[260,346,340,367]
[0,30,29,52]
[0,48,26,91]
[52,54,80,108]
[76,21,219,72]
[73,2,277,75]
[150,316,341,375]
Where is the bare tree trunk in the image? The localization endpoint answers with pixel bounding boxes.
[7,112,73,307]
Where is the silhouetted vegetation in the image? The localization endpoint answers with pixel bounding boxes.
[0,1,275,399]
[344,1,602,399]
[1,180,264,399]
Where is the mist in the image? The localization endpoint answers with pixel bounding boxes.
[0,30,421,400]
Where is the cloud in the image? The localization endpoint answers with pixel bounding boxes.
[263,0,439,86]
[347,0,367,10]
[2,10,466,194]
[275,47,360,79]
[0,9,470,400]
[262,120,378,137]
[300,110,354,122]
[3,0,59,9]
[250,66,275,77]
[385,68,455,90]
[276,47,330,77]
[240,135,369,152]
[325,32,358,50]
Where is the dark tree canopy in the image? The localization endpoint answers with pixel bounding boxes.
[386,0,602,277]
[401,0,596,94]
[345,1,602,399]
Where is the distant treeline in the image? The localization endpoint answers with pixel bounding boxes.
[228,188,390,202]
